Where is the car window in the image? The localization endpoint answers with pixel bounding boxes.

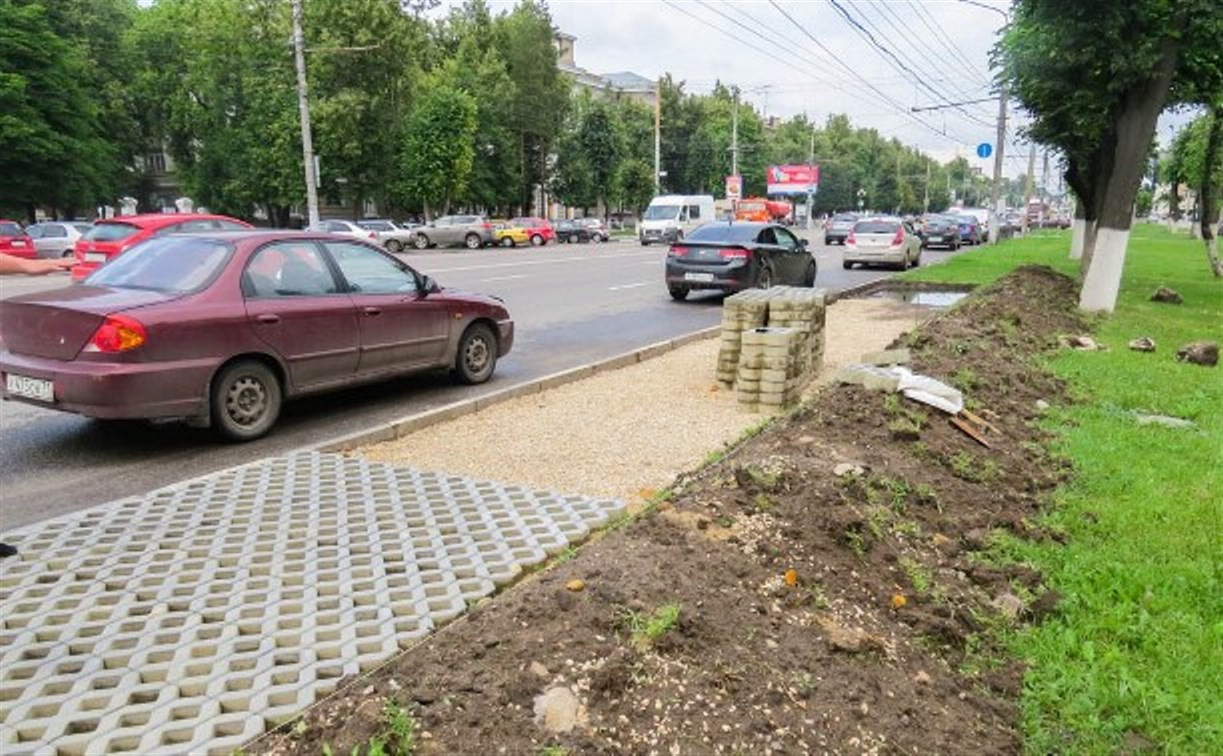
[45,224,67,238]
[0,222,23,237]
[216,220,249,231]
[775,227,799,250]
[244,242,339,298]
[325,241,417,295]
[687,223,760,243]
[86,237,232,293]
[687,204,701,220]
[326,221,350,233]
[83,222,139,242]
[175,219,224,232]
[74,224,94,235]
[25,225,44,238]
[854,220,900,234]
[757,227,778,245]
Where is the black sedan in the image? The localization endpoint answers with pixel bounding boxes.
[919,215,962,250]
[664,221,817,301]
[553,220,593,244]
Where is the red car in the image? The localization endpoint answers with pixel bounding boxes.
[509,217,555,246]
[1,231,514,441]
[0,220,36,260]
[72,213,252,281]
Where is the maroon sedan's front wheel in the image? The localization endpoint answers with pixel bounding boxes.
[454,324,497,385]
[211,360,282,441]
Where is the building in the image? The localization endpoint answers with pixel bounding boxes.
[554,31,656,106]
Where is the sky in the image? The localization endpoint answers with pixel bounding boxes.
[446,0,1198,182]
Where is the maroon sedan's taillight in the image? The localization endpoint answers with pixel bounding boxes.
[85,315,147,353]
[719,247,749,259]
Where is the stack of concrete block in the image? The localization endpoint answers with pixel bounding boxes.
[765,286,828,382]
[736,326,805,410]
[717,289,770,386]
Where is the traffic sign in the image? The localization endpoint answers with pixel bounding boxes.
[976,142,993,159]
[725,174,742,201]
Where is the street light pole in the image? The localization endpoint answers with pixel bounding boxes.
[654,78,661,194]
[806,125,815,230]
[291,0,319,228]
[988,80,1007,244]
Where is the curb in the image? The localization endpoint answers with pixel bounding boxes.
[314,325,722,454]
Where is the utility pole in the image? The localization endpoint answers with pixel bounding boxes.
[988,80,1007,243]
[1040,149,1049,222]
[895,150,903,214]
[654,78,661,195]
[806,126,815,230]
[923,160,931,213]
[1020,141,1036,236]
[290,0,319,228]
[730,86,740,178]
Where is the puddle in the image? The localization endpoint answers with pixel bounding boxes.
[868,288,970,308]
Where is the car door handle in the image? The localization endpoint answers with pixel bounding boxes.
[363,306,382,317]
[256,314,281,325]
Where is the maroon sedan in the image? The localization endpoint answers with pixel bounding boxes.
[0,231,514,440]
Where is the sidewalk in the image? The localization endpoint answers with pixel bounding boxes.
[0,294,935,754]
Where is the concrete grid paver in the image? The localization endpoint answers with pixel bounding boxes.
[0,450,623,754]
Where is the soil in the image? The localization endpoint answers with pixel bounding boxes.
[253,266,1086,756]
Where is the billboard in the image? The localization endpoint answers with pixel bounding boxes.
[724,174,742,201]
[767,164,819,196]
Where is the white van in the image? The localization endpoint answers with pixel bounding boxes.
[640,195,715,245]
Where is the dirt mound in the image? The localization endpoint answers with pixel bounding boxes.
[255,266,1085,755]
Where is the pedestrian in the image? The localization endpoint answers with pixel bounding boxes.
[0,253,73,557]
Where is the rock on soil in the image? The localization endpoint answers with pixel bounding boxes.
[1150,286,1183,304]
[1128,337,1156,352]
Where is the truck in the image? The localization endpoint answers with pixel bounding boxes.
[639,195,715,245]
[734,198,793,224]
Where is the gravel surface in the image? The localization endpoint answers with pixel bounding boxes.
[358,297,934,502]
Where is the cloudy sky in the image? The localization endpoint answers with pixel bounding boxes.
[449,0,1195,181]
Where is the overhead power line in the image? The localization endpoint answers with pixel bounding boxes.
[827,0,994,128]
[900,0,993,87]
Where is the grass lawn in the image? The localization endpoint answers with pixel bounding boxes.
[906,225,1223,753]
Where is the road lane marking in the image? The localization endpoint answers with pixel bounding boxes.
[429,251,656,275]
[608,281,651,291]
[481,274,527,282]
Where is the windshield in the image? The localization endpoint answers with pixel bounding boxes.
[86,237,233,293]
[644,204,680,221]
[84,222,140,243]
[0,222,23,237]
[686,223,760,243]
[854,220,899,234]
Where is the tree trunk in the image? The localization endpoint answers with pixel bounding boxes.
[1070,200,1089,259]
[1080,33,1183,312]
[1199,106,1222,277]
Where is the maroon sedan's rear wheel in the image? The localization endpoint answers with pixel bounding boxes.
[211,360,281,441]
[454,323,497,385]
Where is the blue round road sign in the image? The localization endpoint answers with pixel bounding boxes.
[976,142,993,159]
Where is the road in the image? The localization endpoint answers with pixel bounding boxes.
[0,235,955,529]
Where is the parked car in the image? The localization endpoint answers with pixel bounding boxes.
[918,215,962,250]
[954,214,984,245]
[410,215,495,250]
[72,213,252,280]
[509,217,555,246]
[552,220,592,244]
[305,219,379,243]
[493,221,531,247]
[0,220,36,259]
[578,218,610,242]
[823,213,858,245]
[843,217,922,270]
[25,221,94,259]
[1,231,514,441]
[356,219,415,252]
[664,221,817,301]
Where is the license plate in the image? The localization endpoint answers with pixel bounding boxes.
[928,236,942,242]
[5,373,54,403]
[684,272,714,282]
[84,252,107,263]
[11,240,25,247]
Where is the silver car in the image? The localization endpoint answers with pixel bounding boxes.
[843,217,922,270]
[25,221,93,259]
[357,219,416,252]
[305,219,379,243]
[410,215,495,250]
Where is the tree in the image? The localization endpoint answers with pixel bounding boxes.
[397,78,477,217]
[579,99,619,215]
[0,0,122,219]
[1173,109,1223,275]
[1000,0,1223,311]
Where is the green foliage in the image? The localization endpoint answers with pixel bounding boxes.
[618,603,682,650]
[906,225,1223,752]
[398,78,477,215]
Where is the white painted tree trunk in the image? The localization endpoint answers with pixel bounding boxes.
[1079,226,1132,312]
[1070,217,1087,259]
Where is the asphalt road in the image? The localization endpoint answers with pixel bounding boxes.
[0,235,956,529]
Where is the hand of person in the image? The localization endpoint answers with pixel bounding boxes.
[0,255,76,276]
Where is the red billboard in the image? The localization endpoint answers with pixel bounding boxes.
[767,164,820,196]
